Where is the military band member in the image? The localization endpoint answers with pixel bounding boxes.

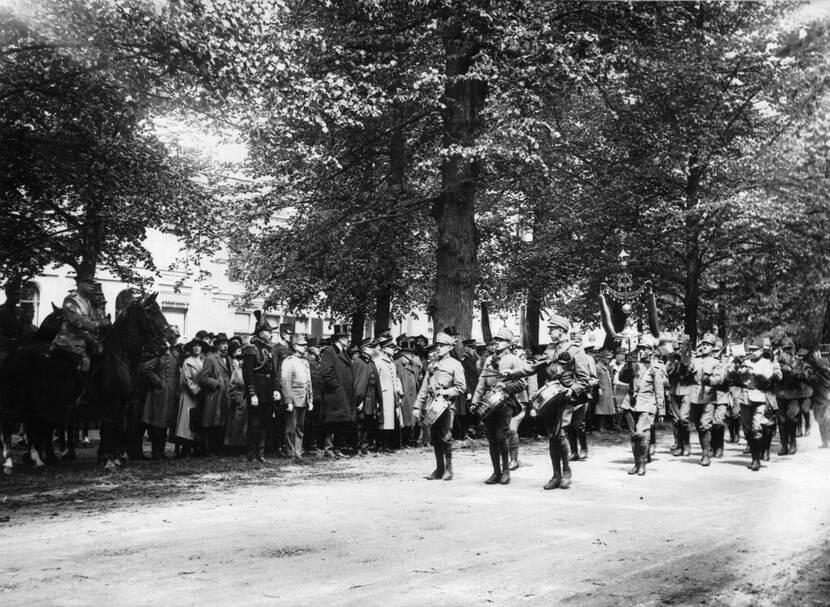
[684,333,725,467]
[665,334,694,457]
[618,335,665,476]
[470,328,526,485]
[413,332,466,481]
[736,337,781,470]
[774,337,812,455]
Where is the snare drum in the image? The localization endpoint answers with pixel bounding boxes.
[531,381,565,413]
[476,387,508,420]
[422,395,451,426]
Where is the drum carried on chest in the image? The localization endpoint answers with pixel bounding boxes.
[422,394,451,426]
[531,380,565,413]
[477,387,509,420]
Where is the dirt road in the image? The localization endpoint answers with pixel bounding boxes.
[2,431,829,606]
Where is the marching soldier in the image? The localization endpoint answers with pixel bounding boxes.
[618,335,665,476]
[413,332,466,481]
[685,333,725,467]
[737,337,782,470]
[775,337,812,455]
[665,334,694,457]
[470,328,526,485]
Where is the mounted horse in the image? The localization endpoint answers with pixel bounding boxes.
[0,293,168,473]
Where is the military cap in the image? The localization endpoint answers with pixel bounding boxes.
[494,327,513,342]
[700,333,717,347]
[359,337,375,349]
[435,332,455,346]
[462,338,477,347]
[547,314,570,331]
[279,323,295,336]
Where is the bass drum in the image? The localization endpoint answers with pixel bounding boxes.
[531,381,565,414]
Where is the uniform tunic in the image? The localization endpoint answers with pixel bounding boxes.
[736,357,781,440]
[686,354,726,431]
[413,354,466,446]
[50,292,106,371]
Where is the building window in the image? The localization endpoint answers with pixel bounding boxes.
[162,306,187,338]
[234,312,251,337]
[21,281,40,325]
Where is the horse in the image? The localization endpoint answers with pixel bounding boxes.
[0,303,68,473]
[0,293,169,473]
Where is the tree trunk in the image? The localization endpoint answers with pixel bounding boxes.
[350,308,366,345]
[525,288,543,351]
[432,23,487,340]
[820,298,830,345]
[375,288,391,334]
[683,158,703,346]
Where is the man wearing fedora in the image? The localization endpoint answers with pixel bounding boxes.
[200,332,232,455]
[242,311,279,462]
[395,337,424,447]
[686,333,725,467]
[281,333,313,459]
[320,325,356,458]
[413,332,466,480]
[352,336,382,455]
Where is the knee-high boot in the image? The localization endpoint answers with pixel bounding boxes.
[628,436,639,475]
[648,426,656,458]
[578,428,588,460]
[559,435,572,489]
[426,443,444,480]
[442,444,453,480]
[568,426,579,461]
[508,430,520,470]
[544,438,561,490]
[777,422,789,455]
[670,423,678,451]
[499,440,510,484]
[712,426,724,458]
[485,443,501,484]
[727,418,739,443]
[699,430,711,466]
[787,419,798,455]
[748,437,761,471]
[682,426,691,456]
[671,423,684,456]
[762,426,773,461]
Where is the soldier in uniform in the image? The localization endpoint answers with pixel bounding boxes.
[470,328,526,485]
[281,333,313,460]
[683,333,725,467]
[618,335,665,476]
[775,337,812,455]
[242,311,279,462]
[507,315,590,490]
[665,334,694,456]
[0,281,23,364]
[50,271,110,373]
[737,337,782,471]
[413,332,466,481]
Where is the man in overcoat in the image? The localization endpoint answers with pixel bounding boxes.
[320,326,355,458]
[243,312,279,462]
[353,337,382,455]
[395,338,423,447]
[201,333,232,455]
[141,325,181,459]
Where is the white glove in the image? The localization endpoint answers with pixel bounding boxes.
[250,395,259,407]
[413,408,420,422]
[273,391,281,401]
[287,403,294,412]
[308,403,314,412]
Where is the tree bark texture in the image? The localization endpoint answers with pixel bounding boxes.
[683,158,703,345]
[432,24,487,341]
[374,288,391,334]
[350,308,366,345]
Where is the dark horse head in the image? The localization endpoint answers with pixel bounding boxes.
[33,303,64,343]
[108,292,169,364]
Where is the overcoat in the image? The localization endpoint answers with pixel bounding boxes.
[201,351,231,427]
[175,356,203,441]
[353,354,382,418]
[595,359,616,416]
[224,361,247,447]
[320,344,355,424]
[140,346,180,429]
[376,352,403,430]
[395,352,423,427]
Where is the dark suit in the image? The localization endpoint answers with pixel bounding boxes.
[320,343,355,454]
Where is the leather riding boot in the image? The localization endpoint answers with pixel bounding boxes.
[749,438,761,471]
[803,413,811,437]
[442,445,453,481]
[712,426,724,458]
[699,430,711,466]
[671,424,684,456]
[544,438,561,490]
[426,443,444,479]
[638,436,647,476]
[670,423,678,451]
[559,436,572,488]
[499,441,510,484]
[485,443,501,484]
[682,427,691,456]
[728,418,738,443]
[578,429,588,460]
[628,437,639,475]
[762,428,772,461]
[508,431,519,470]
[648,426,656,456]
[568,427,579,461]
[787,420,798,455]
[777,422,789,456]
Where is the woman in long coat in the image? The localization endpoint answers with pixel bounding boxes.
[175,339,205,457]
[225,342,248,450]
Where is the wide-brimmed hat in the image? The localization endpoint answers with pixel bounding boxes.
[183,339,209,354]
[229,342,244,358]
[213,332,229,345]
